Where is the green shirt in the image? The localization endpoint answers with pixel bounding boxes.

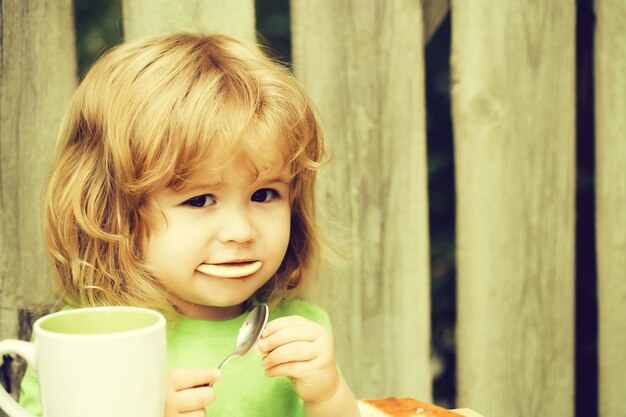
[19,299,332,417]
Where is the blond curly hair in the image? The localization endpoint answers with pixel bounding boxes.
[44,33,326,316]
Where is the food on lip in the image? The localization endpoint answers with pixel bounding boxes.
[196,260,263,278]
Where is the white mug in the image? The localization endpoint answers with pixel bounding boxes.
[0,306,166,417]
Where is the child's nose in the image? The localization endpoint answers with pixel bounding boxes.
[217,208,256,244]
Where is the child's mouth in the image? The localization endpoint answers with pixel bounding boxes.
[196,261,263,278]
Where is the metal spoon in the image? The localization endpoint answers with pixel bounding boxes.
[217,303,269,371]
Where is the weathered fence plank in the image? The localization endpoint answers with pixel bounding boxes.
[292,0,432,400]
[122,0,256,42]
[0,0,77,411]
[595,1,626,416]
[451,1,576,416]
[0,0,77,340]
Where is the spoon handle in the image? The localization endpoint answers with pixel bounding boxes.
[206,354,238,387]
[217,354,238,370]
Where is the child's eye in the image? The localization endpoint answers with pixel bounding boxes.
[251,188,279,203]
[183,194,216,208]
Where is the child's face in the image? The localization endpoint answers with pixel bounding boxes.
[141,158,291,320]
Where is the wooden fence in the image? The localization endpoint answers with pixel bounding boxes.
[1,1,624,416]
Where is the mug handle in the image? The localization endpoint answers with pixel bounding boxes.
[0,340,37,417]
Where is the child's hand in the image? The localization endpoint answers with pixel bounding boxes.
[164,368,221,417]
[258,315,340,403]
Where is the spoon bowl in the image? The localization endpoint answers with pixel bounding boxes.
[217,303,269,371]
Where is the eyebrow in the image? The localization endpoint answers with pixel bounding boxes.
[259,174,292,184]
[181,182,223,194]
[180,174,292,194]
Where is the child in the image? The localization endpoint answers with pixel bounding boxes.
[19,32,361,417]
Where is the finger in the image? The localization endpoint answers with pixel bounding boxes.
[262,341,318,369]
[171,386,216,413]
[262,315,314,337]
[168,369,222,391]
[259,323,321,352]
[179,409,207,417]
[264,359,314,379]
